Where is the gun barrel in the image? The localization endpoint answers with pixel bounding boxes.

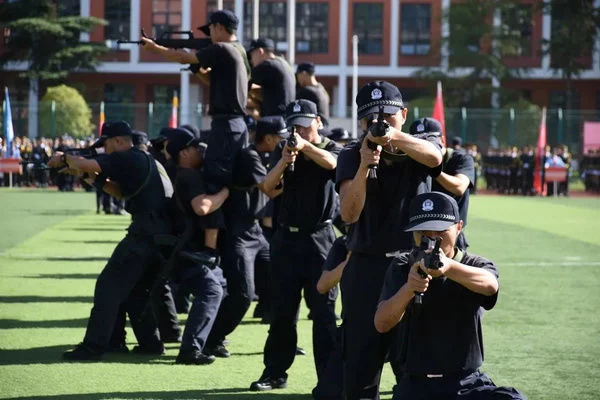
[116,40,143,45]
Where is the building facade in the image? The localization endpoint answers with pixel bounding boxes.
[3,0,600,136]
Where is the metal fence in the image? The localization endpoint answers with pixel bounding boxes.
[4,101,600,154]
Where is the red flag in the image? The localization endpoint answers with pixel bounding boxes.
[533,107,547,196]
[98,101,105,137]
[432,81,446,146]
[169,91,179,128]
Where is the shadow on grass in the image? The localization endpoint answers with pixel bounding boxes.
[2,389,311,400]
[0,295,92,303]
[69,228,126,232]
[0,317,88,329]
[60,240,120,244]
[27,210,89,216]
[24,273,98,280]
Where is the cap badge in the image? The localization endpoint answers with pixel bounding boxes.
[417,124,425,132]
[371,88,382,100]
[293,103,301,113]
[422,199,434,212]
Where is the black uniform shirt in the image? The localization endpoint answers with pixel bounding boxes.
[322,235,348,272]
[336,134,442,254]
[432,149,474,227]
[251,57,296,116]
[271,137,342,229]
[296,83,330,120]
[171,167,207,250]
[96,147,166,216]
[224,145,268,234]
[380,251,498,376]
[195,42,249,116]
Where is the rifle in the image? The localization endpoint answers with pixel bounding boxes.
[117,29,212,50]
[286,127,298,173]
[366,106,390,179]
[21,147,98,172]
[412,236,443,305]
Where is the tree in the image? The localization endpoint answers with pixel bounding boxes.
[0,0,108,81]
[540,0,600,111]
[415,0,535,108]
[39,85,94,138]
[0,0,107,138]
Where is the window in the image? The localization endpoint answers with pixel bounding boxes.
[400,4,431,56]
[353,3,384,55]
[501,4,532,57]
[105,0,131,41]
[257,2,288,50]
[296,3,328,53]
[206,0,235,14]
[152,0,182,37]
[56,0,80,17]
[104,84,135,103]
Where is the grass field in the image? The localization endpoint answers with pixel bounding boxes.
[0,188,599,400]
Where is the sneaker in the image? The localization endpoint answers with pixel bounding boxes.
[249,375,288,391]
[131,344,165,355]
[205,343,230,358]
[175,350,216,365]
[63,343,102,361]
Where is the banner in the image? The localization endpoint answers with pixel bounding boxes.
[99,101,105,137]
[169,91,178,128]
[3,87,15,157]
[533,107,547,196]
[432,81,446,146]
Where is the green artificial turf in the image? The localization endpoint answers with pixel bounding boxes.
[0,189,599,399]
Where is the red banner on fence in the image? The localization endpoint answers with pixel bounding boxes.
[0,158,22,174]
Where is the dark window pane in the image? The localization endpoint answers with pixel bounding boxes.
[353,3,383,55]
[549,91,580,110]
[295,3,329,53]
[105,0,131,41]
[501,4,532,57]
[400,4,431,56]
[152,0,182,37]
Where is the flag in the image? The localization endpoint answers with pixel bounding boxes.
[432,81,446,146]
[533,107,547,196]
[99,101,105,137]
[169,91,178,128]
[3,87,15,157]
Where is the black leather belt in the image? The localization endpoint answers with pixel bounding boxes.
[279,219,332,233]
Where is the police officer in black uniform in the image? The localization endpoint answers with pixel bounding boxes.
[375,192,526,400]
[412,121,475,250]
[336,81,443,399]
[165,129,229,365]
[51,121,171,360]
[142,9,250,191]
[203,119,271,358]
[250,116,290,322]
[296,62,330,124]
[250,99,341,391]
[247,38,296,118]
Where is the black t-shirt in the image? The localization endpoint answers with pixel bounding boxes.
[380,251,498,376]
[223,145,268,234]
[271,137,342,229]
[195,42,249,116]
[432,149,474,227]
[251,57,296,116]
[296,83,330,120]
[322,235,348,272]
[171,167,208,250]
[336,134,442,254]
[96,147,167,216]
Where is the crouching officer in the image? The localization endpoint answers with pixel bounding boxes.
[375,192,526,400]
[50,121,171,360]
[250,100,341,391]
[165,129,229,365]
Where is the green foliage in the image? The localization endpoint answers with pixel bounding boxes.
[39,84,94,137]
[0,1,107,81]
